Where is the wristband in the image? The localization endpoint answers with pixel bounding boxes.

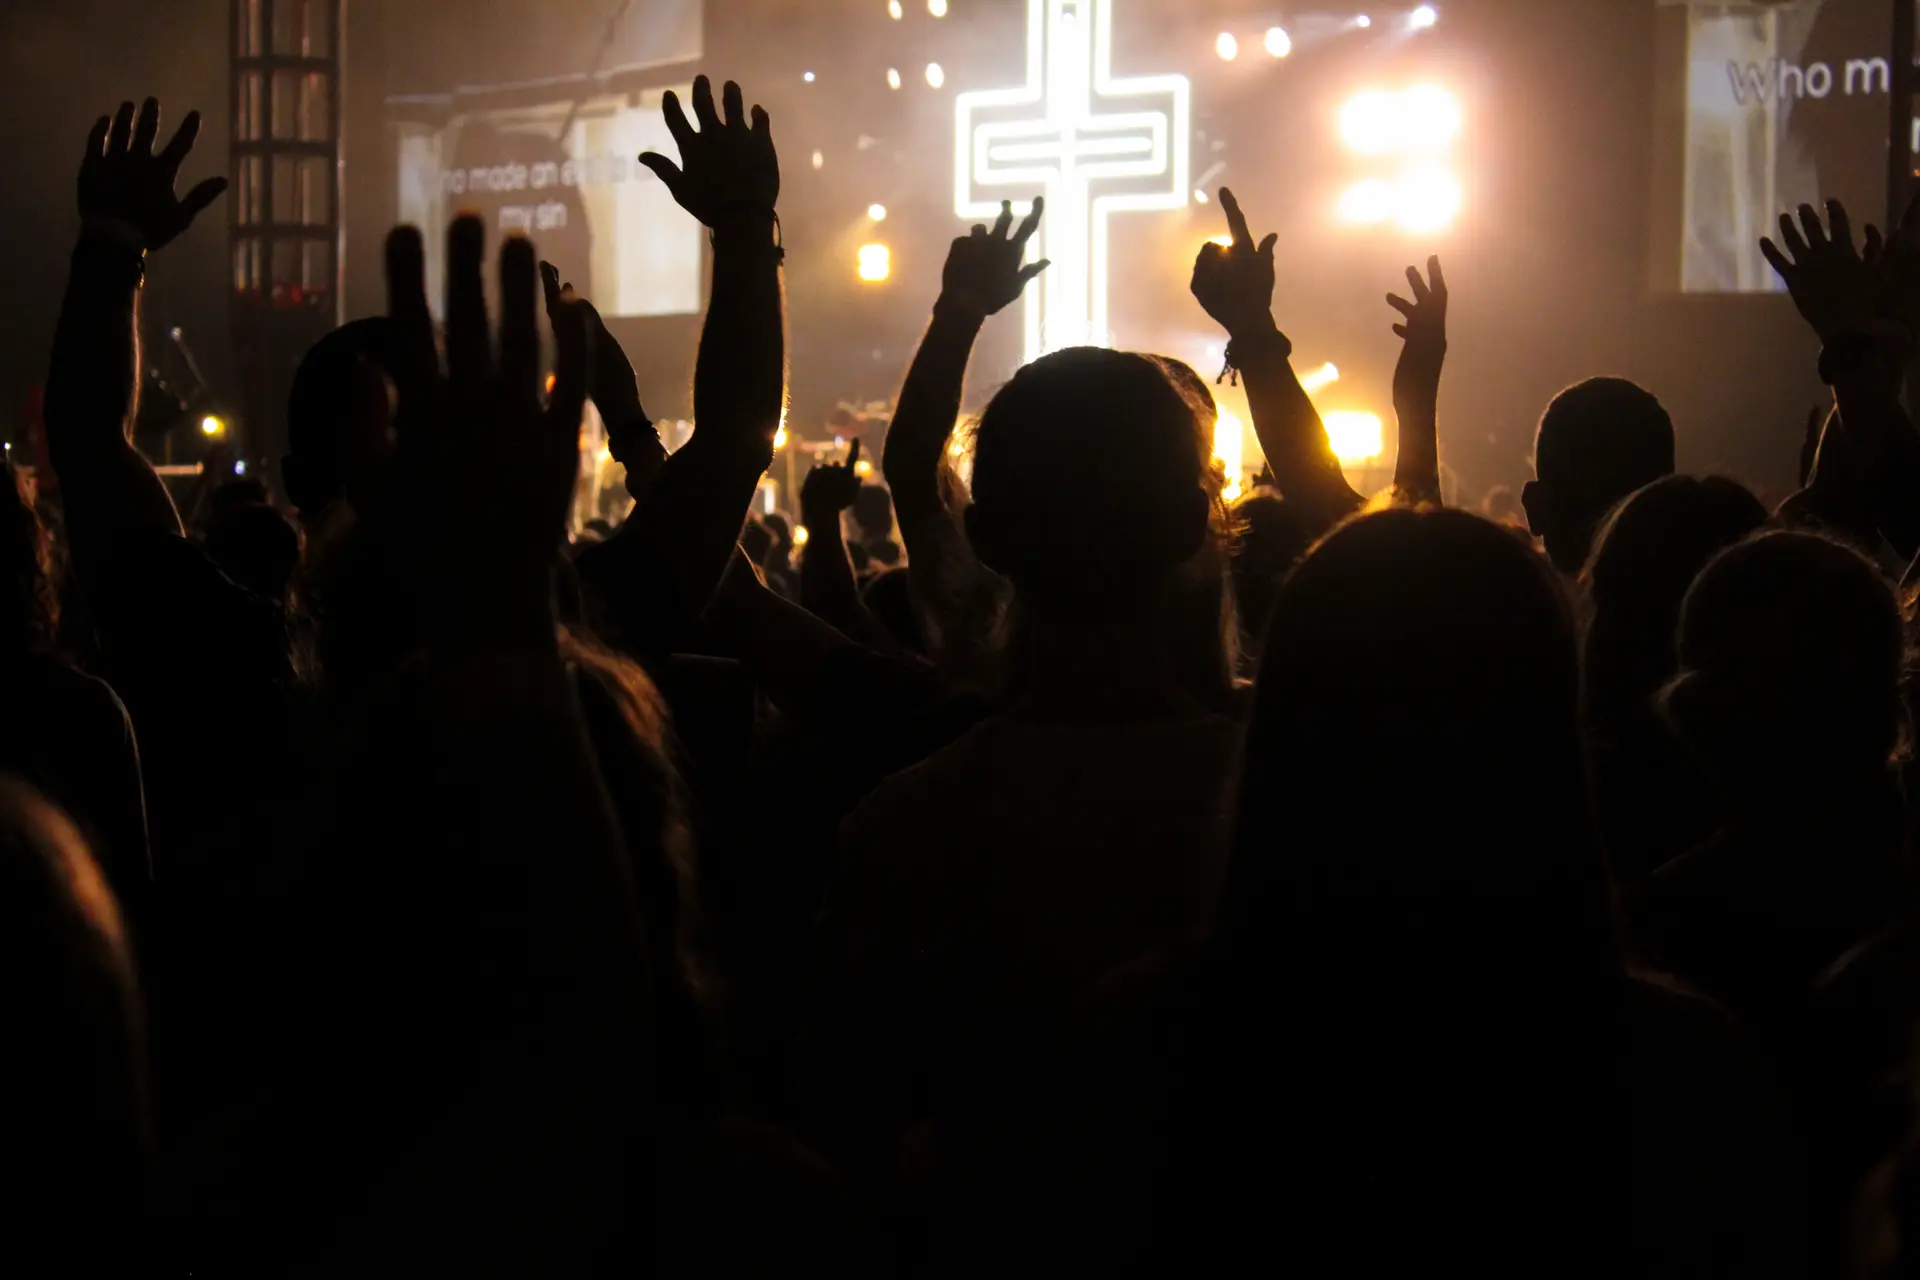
[710,206,784,262]
[1218,327,1292,386]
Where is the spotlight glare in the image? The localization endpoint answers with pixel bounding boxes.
[1194,189,1209,204]
[1213,411,1244,499]
[1216,31,1239,61]
[868,203,888,221]
[1339,91,1398,155]
[1323,411,1384,463]
[887,67,902,90]
[1264,26,1292,58]
[853,458,875,477]
[803,70,815,83]
[1411,5,1438,29]
[1394,167,1462,234]
[925,62,946,88]
[811,149,826,170]
[928,0,947,15]
[888,0,903,16]
[1357,14,1372,28]
[1300,362,1342,394]
[1402,85,1462,151]
[1336,179,1394,225]
[1207,233,1235,248]
[199,414,225,437]
[774,426,789,449]
[793,524,811,548]
[857,242,892,282]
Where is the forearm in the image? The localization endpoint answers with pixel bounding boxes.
[884,308,982,545]
[798,512,873,638]
[1831,360,1920,557]
[703,570,865,727]
[1235,325,1363,528]
[649,215,785,618]
[44,234,181,558]
[1392,379,1442,506]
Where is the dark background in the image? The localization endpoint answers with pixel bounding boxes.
[0,0,1899,498]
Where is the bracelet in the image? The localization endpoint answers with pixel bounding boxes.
[1217,328,1292,386]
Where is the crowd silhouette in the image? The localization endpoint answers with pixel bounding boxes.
[15,74,1920,1276]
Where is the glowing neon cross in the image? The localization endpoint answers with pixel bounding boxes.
[955,0,1191,362]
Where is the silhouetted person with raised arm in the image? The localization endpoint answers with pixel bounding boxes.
[1132,507,1798,1278]
[1522,377,1677,574]
[805,343,1239,1275]
[1582,475,1769,883]
[0,777,150,1272]
[1633,530,1913,1035]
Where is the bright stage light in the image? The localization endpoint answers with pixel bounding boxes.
[889,0,903,16]
[774,426,789,449]
[1336,178,1394,225]
[803,70,816,83]
[1194,188,1209,203]
[1323,411,1384,463]
[792,524,811,548]
[812,149,825,170]
[868,202,888,221]
[955,0,1193,362]
[1300,362,1341,393]
[1402,84,1462,151]
[926,62,946,88]
[1340,86,1460,156]
[1394,167,1462,233]
[1213,411,1244,501]
[887,67,902,90]
[200,414,225,437]
[857,243,892,281]
[1357,14,1372,28]
[854,457,875,477]
[1264,27,1292,58]
[1411,5,1438,29]
[1216,32,1239,61]
[1207,233,1234,247]
[929,0,948,14]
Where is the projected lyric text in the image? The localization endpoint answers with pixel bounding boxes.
[438,153,636,235]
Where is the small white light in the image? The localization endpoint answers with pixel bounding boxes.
[1216,32,1239,61]
[857,243,892,282]
[925,62,945,88]
[1194,189,1209,204]
[200,415,225,437]
[1411,5,1438,29]
[1357,14,1372,28]
[234,459,248,476]
[928,0,947,15]
[868,203,888,221]
[1264,26,1292,58]
[887,67,902,90]
[812,149,826,170]
[888,0,902,15]
[803,70,816,83]
[1323,411,1384,463]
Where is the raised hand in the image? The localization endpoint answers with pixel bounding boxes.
[938,198,1049,321]
[539,260,646,430]
[802,438,865,524]
[1760,200,1878,345]
[1191,187,1280,339]
[1387,257,1448,405]
[386,217,589,651]
[78,98,227,251]
[637,76,779,227]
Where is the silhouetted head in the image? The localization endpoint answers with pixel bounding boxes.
[283,318,397,524]
[0,460,56,657]
[966,348,1211,617]
[851,484,896,545]
[1582,476,1768,729]
[205,500,301,606]
[1522,378,1675,574]
[207,477,272,521]
[1664,530,1904,793]
[0,777,148,1259]
[1226,508,1618,985]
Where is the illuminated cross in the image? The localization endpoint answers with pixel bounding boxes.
[955,0,1191,362]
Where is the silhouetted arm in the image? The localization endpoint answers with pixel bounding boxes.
[1827,343,1920,557]
[46,100,224,564]
[797,440,887,642]
[882,201,1048,651]
[620,78,785,626]
[1193,189,1362,531]
[1388,257,1448,506]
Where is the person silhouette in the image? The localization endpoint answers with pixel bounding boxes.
[1522,378,1677,574]
[805,346,1239,1274]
